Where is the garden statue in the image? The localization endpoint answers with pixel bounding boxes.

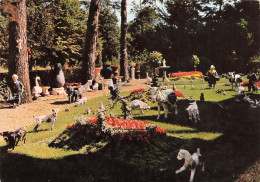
[205,65,219,89]
[50,63,65,88]
[176,148,204,182]
[121,99,132,119]
[162,59,166,67]
[108,79,127,99]
[247,71,257,92]
[186,101,200,122]
[31,76,42,100]
[129,99,150,115]
[7,74,24,108]
[135,63,141,79]
[149,86,177,119]
[131,63,136,80]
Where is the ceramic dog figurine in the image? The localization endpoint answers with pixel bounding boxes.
[176,148,204,182]
[0,127,27,150]
[33,109,59,131]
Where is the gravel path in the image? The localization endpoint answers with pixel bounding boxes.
[0,79,147,132]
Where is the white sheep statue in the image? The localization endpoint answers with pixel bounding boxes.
[129,99,150,115]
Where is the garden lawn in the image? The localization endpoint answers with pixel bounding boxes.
[0,81,259,182]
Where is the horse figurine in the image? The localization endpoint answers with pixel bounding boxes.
[227,72,243,90]
[149,86,177,119]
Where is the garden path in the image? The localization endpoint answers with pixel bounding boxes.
[0,79,147,132]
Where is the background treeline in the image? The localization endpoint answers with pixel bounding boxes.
[0,0,259,74]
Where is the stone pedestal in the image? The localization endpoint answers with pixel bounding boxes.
[103,79,111,90]
[131,67,135,80]
[160,66,170,81]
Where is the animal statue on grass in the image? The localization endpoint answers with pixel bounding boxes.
[129,99,150,115]
[33,109,59,131]
[32,76,42,99]
[237,86,245,95]
[176,148,205,182]
[186,101,200,122]
[108,79,127,99]
[0,127,27,150]
[149,86,177,119]
[227,72,243,90]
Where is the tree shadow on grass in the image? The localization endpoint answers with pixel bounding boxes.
[50,100,69,105]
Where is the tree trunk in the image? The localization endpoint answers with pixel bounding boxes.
[6,0,32,103]
[120,0,129,81]
[81,0,100,84]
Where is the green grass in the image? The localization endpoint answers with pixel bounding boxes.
[0,80,259,182]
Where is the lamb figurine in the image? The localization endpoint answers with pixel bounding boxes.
[186,101,200,122]
[129,99,150,115]
[75,97,87,107]
[176,148,204,182]
[237,86,245,95]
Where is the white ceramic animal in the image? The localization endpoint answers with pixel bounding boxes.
[98,101,106,110]
[176,148,204,182]
[85,107,91,114]
[129,99,150,115]
[52,88,67,99]
[33,109,59,131]
[146,72,152,85]
[237,86,245,95]
[82,80,92,92]
[186,101,200,122]
[32,76,42,99]
[75,97,87,107]
[93,83,99,92]
[149,86,178,119]
[243,94,254,104]
[250,99,260,108]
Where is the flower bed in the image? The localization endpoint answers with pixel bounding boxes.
[130,88,145,95]
[129,88,149,103]
[241,80,260,87]
[173,90,185,98]
[67,116,167,144]
[170,71,204,80]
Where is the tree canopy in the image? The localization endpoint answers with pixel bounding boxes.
[0,0,259,73]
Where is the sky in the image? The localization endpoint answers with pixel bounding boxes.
[115,1,136,23]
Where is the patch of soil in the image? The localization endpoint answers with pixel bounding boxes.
[0,79,147,133]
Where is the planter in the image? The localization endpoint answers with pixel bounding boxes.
[111,65,119,76]
[95,67,102,75]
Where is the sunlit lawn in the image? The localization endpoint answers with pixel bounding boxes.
[0,78,259,182]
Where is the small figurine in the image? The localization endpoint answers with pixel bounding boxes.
[200,93,204,102]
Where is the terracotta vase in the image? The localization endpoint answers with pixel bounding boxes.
[95,67,102,75]
[111,65,119,76]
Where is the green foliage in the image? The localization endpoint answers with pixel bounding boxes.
[192,55,200,70]
[0,12,9,67]
[52,0,87,66]
[99,4,120,64]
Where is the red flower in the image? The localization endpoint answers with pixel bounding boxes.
[173,90,185,98]
[130,88,145,95]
